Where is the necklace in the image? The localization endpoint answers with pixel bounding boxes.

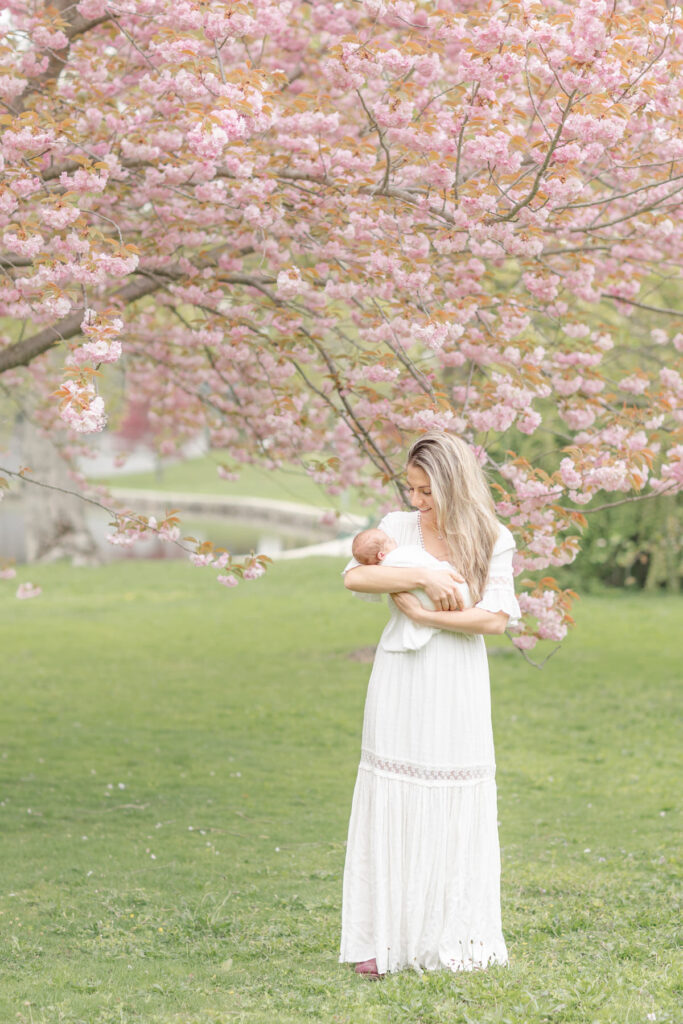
[417,511,445,545]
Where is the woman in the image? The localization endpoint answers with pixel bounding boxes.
[340,431,521,978]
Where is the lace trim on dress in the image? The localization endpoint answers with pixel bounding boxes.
[486,575,514,588]
[360,748,495,784]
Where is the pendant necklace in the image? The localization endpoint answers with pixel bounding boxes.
[418,511,445,545]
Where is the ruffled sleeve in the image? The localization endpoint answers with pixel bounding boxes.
[341,511,401,602]
[475,524,522,626]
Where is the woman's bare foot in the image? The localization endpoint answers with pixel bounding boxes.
[354,957,383,979]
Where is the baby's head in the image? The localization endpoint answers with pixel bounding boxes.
[352,528,397,565]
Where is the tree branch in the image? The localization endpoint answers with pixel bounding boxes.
[0,275,161,373]
[492,92,576,223]
[13,2,112,115]
[602,294,682,317]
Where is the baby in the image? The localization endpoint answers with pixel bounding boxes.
[351,528,472,652]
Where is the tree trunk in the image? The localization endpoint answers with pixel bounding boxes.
[20,417,101,566]
[664,511,680,593]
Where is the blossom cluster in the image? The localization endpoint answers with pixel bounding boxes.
[72,310,124,366]
[55,374,107,434]
[0,0,680,635]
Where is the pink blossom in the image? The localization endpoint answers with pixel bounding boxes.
[0,76,27,102]
[2,232,44,258]
[106,528,139,547]
[362,364,400,383]
[527,534,556,558]
[373,100,413,128]
[568,489,593,505]
[464,131,521,174]
[513,635,537,651]
[552,374,581,397]
[0,567,17,580]
[39,204,81,230]
[19,52,49,76]
[559,458,582,489]
[276,268,304,299]
[378,48,414,76]
[191,553,214,567]
[17,583,42,600]
[518,411,542,435]
[523,272,559,302]
[563,323,591,339]
[471,406,517,432]
[187,123,231,160]
[561,406,596,430]
[72,310,124,365]
[414,322,448,351]
[77,0,108,19]
[581,378,604,396]
[217,574,239,587]
[243,563,265,580]
[34,295,72,319]
[424,165,455,190]
[58,379,106,434]
[619,374,649,395]
[537,616,567,642]
[72,339,122,365]
[586,461,630,492]
[657,446,683,489]
[159,524,180,542]
[660,368,682,395]
[33,26,69,49]
[1,126,55,159]
[61,168,108,193]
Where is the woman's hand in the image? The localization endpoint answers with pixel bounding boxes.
[422,569,465,611]
[390,591,427,622]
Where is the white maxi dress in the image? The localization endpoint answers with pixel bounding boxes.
[339,510,521,975]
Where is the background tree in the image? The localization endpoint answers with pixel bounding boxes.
[0,0,681,646]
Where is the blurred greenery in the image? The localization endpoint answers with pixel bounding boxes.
[91,452,372,518]
[554,493,681,593]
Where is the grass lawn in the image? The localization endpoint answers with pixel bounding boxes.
[0,561,680,1024]
[93,455,371,516]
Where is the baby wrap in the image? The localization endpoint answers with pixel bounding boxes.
[379,544,472,653]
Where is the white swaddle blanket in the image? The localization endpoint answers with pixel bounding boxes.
[379,544,472,653]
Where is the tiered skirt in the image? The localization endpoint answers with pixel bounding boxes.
[339,632,508,975]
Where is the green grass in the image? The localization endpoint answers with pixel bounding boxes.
[0,561,680,1024]
[92,454,371,515]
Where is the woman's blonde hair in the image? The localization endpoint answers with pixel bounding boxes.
[407,432,499,603]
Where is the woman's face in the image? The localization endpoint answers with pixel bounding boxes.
[406,463,436,523]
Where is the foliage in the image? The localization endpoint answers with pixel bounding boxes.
[0,558,680,1023]
[554,491,681,593]
[0,1,682,645]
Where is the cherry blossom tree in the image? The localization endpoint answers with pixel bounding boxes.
[0,0,681,646]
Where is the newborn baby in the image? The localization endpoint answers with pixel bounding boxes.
[351,528,472,652]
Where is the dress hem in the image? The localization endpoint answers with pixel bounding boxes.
[339,946,509,975]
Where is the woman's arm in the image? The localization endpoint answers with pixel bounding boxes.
[344,565,465,611]
[391,591,508,635]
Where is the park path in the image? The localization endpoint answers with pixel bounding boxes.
[110,487,365,559]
